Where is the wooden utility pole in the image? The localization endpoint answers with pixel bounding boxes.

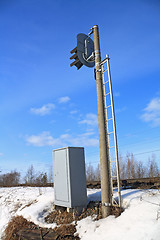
[93,25,112,217]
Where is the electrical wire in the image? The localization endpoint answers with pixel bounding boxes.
[134,149,160,156]
[117,128,160,141]
[118,135,160,148]
[86,148,160,165]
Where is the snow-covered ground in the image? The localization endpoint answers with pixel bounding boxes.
[0,187,160,239]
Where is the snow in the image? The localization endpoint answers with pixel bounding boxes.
[0,187,160,239]
[77,189,160,240]
[0,187,55,238]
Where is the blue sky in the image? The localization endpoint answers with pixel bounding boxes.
[0,0,160,175]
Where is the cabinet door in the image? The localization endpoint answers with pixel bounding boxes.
[54,149,69,202]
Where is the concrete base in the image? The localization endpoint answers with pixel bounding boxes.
[66,206,85,215]
[53,205,86,215]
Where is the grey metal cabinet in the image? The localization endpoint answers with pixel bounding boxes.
[53,147,87,209]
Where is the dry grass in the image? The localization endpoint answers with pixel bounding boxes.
[45,201,124,225]
[3,215,37,240]
[54,225,79,239]
[45,210,75,225]
[3,216,79,240]
[3,202,123,239]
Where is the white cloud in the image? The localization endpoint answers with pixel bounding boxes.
[30,103,55,116]
[141,97,160,126]
[79,113,98,126]
[79,132,95,137]
[59,133,99,147]
[26,132,62,147]
[25,131,98,148]
[58,96,70,104]
[70,110,78,115]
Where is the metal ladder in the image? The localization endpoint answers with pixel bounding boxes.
[100,54,122,208]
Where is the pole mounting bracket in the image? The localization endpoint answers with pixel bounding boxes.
[102,202,112,207]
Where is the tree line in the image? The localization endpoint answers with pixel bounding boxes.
[0,153,160,186]
[86,153,160,181]
[0,165,53,187]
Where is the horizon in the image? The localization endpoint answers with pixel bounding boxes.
[0,0,160,175]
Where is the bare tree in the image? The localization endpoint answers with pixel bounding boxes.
[86,163,95,181]
[136,160,146,178]
[130,153,136,178]
[0,170,20,186]
[35,172,48,185]
[48,165,53,183]
[119,154,126,179]
[148,154,160,177]
[94,163,101,181]
[126,153,131,179]
[24,165,36,184]
[125,153,137,179]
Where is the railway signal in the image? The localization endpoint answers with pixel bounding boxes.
[70,33,95,70]
[70,47,83,70]
[70,25,121,218]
